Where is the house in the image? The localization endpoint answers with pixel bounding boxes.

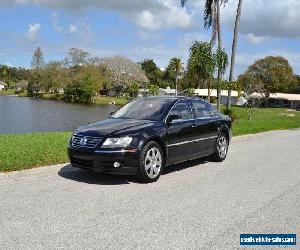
[194,89,247,106]
[159,87,176,96]
[250,92,300,109]
[0,81,5,91]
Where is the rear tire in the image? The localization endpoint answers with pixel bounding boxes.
[136,141,164,183]
[210,132,228,162]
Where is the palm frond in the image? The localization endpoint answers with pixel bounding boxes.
[181,0,188,7]
[204,0,215,29]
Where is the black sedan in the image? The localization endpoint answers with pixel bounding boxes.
[68,96,232,182]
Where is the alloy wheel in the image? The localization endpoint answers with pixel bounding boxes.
[217,135,228,159]
[144,147,162,179]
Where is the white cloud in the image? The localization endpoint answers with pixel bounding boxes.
[135,1,193,30]
[246,33,269,45]
[222,0,300,39]
[1,0,194,30]
[25,23,41,41]
[50,12,89,36]
[0,0,163,11]
[51,11,63,32]
[137,10,160,30]
[68,24,77,34]
[4,0,300,37]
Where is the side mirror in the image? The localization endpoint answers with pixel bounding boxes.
[167,114,182,125]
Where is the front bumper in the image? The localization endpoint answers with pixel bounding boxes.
[67,146,140,175]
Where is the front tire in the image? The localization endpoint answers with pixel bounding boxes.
[210,132,228,162]
[136,141,164,183]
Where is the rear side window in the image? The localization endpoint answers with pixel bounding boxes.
[191,100,216,118]
[169,101,194,120]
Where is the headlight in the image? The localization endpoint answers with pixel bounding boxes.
[102,137,133,148]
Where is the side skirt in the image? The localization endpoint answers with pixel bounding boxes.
[165,148,216,166]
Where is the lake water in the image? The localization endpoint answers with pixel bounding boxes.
[0,96,119,134]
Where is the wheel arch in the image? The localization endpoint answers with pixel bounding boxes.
[219,126,231,145]
[143,136,167,162]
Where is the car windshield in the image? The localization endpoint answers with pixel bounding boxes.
[112,98,174,121]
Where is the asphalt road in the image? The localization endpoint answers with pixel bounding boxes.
[0,129,299,250]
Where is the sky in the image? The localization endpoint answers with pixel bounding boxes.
[1,0,300,78]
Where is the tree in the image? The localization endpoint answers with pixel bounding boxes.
[28,70,44,96]
[239,56,297,99]
[214,48,228,109]
[127,82,140,98]
[168,58,184,95]
[0,65,9,89]
[31,47,44,69]
[292,75,300,94]
[181,0,227,105]
[101,56,148,95]
[140,59,162,85]
[64,64,106,103]
[0,65,30,90]
[149,84,159,95]
[227,0,243,109]
[64,48,90,68]
[187,41,215,101]
[43,61,65,93]
[16,80,28,92]
[29,47,45,95]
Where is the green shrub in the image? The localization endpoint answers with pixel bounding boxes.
[14,90,25,95]
[223,108,238,121]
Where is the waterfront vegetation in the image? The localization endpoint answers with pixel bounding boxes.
[17,91,129,105]
[95,96,128,106]
[0,107,299,172]
[0,89,15,95]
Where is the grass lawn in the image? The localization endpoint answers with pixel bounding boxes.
[229,107,300,136]
[95,96,129,106]
[0,89,15,96]
[0,132,71,172]
[0,107,299,172]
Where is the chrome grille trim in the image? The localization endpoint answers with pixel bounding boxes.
[71,134,102,149]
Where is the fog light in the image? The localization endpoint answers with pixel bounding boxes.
[113,162,121,168]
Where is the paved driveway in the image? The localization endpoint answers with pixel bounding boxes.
[0,129,300,249]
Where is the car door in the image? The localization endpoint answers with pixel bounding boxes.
[190,99,219,153]
[165,100,198,164]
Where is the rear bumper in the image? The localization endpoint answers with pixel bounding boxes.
[67,146,140,175]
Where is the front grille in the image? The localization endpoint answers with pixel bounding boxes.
[70,157,93,168]
[71,134,102,149]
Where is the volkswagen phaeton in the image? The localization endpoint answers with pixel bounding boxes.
[68,96,232,182]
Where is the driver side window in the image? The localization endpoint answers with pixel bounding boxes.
[169,101,194,121]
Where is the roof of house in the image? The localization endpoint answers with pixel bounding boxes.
[159,87,176,94]
[250,92,300,101]
[194,89,241,98]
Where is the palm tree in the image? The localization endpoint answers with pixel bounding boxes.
[181,0,227,109]
[181,0,221,47]
[169,57,184,95]
[227,0,243,109]
[215,48,229,109]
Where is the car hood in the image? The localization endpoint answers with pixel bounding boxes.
[74,118,156,137]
